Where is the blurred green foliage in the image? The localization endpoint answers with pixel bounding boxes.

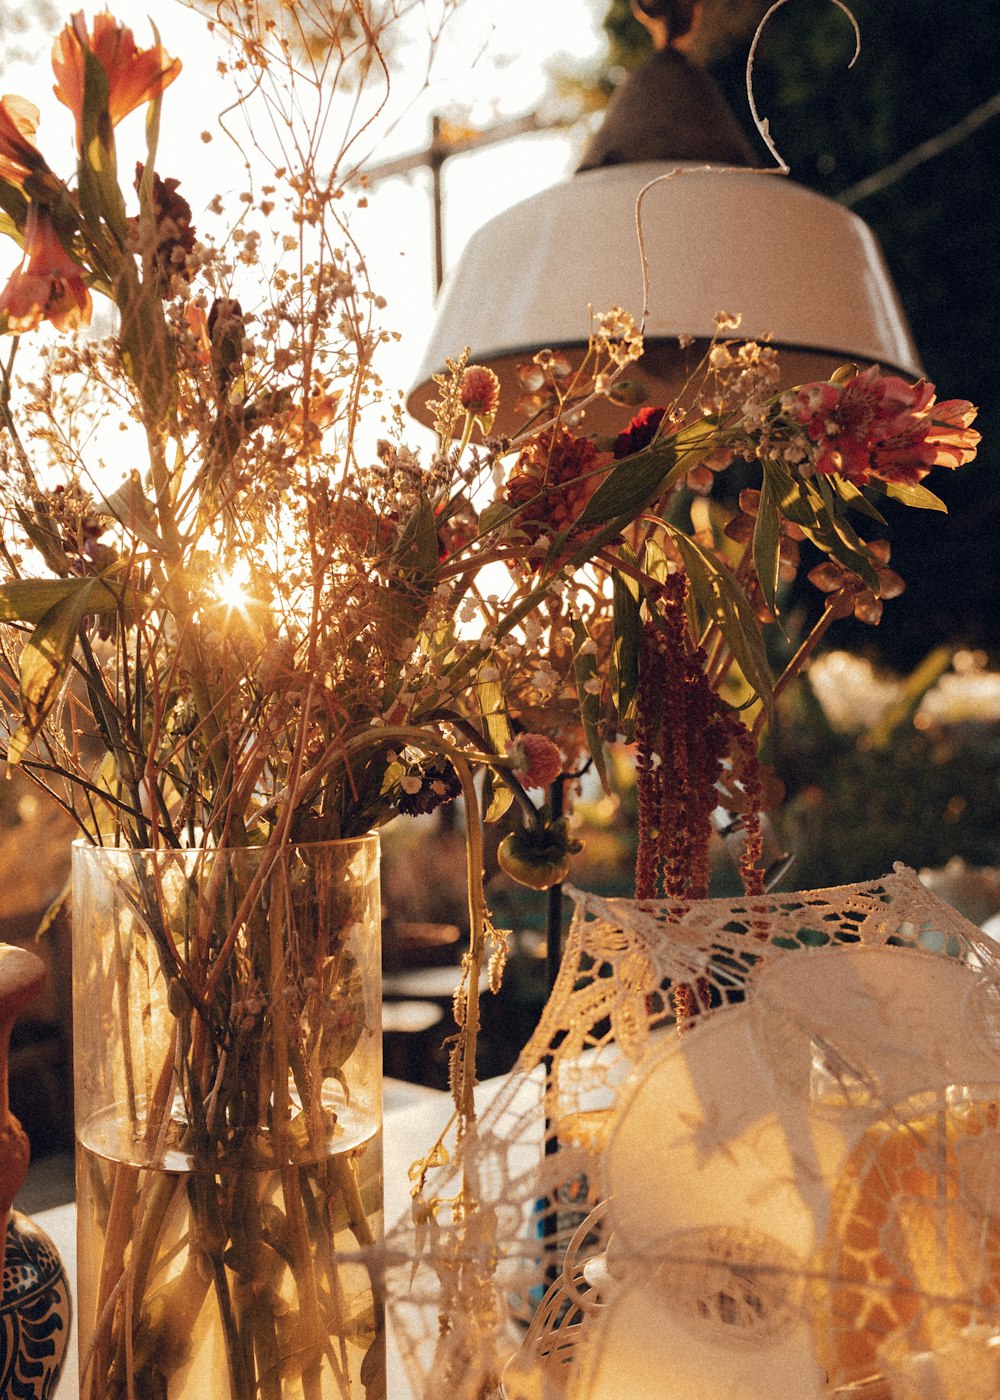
[769,666,1000,887]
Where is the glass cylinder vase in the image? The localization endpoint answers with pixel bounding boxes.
[72,836,384,1400]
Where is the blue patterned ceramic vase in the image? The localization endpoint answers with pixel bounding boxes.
[0,1210,71,1400]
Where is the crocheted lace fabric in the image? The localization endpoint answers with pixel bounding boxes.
[384,865,1000,1399]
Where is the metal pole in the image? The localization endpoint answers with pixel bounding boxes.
[545,776,565,997]
[430,115,445,293]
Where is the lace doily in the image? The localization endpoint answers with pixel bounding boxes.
[384,865,1000,1399]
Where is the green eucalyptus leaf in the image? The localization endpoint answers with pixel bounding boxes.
[571,616,610,793]
[610,561,641,738]
[751,476,781,619]
[883,480,948,513]
[668,529,773,711]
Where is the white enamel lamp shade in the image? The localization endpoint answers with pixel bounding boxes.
[570,945,1000,1400]
[407,162,923,438]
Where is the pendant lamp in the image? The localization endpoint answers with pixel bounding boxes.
[406,44,922,438]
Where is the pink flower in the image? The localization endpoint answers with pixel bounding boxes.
[52,12,181,148]
[460,365,500,418]
[789,381,840,442]
[0,202,91,332]
[786,368,980,488]
[870,395,980,485]
[506,733,563,790]
[0,96,47,187]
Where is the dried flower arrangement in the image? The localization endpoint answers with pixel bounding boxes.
[0,3,981,1397]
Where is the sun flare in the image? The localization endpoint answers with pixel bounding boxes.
[212,559,254,613]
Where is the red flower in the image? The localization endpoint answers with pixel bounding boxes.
[503,425,607,546]
[52,12,181,148]
[613,405,666,459]
[786,367,979,488]
[0,96,47,187]
[0,202,91,332]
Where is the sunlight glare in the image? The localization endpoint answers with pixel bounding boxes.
[213,559,254,614]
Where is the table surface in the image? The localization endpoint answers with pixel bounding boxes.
[40,1081,465,1400]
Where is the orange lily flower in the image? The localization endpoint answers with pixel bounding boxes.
[0,96,47,187]
[52,12,181,147]
[0,202,92,332]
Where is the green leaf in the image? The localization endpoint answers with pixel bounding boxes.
[373,585,426,661]
[392,493,438,581]
[751,476,781,619]
[571,617,610,793]
[760,456,820,530]
[0,577,123,624]
[476,676,511,754]
[101,474,165,550]
[481,768,512,824]
[372,495,436,663]
[76,47,128,250]
[640,536,671,586]
[0,178,27,243]
[575,442,676,526]
[143,28,165,182]
[668,529,773,711]
[376,494,439,661]
[8,582,101,763]
[883,480,948,513]
[115,255,174,431]
[477,675,513,821]
[478,500,517,535]
[868,645,952,751]
[764,454,880,592]
[830,475,888,525]
[811,476,881,590]
[610,560,641,738]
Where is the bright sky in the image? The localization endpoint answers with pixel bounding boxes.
[1,1,607,425]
